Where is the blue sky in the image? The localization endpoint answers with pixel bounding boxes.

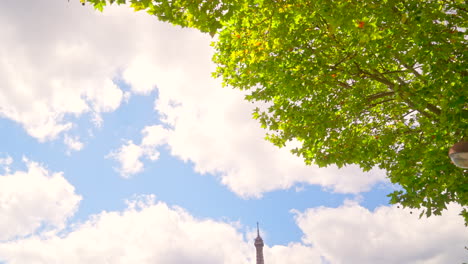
[0,1,466,263]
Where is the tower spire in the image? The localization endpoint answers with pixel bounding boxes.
[254,222,264,264]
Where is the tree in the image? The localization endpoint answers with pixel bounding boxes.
[82,0,467,223]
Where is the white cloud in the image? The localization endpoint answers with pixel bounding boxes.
[64,135,84,153]
[107,140,145,177]
[0,156,13,166]
[0,1,172,141]
[0,158,81,241]
[108,125,171,177]
[0,195,253,264]
[0,156,13,174]
[122,56,161,95]
[266,243,323,264]
[294,202,468,264]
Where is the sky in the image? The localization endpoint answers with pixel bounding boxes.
[0,1,466,263]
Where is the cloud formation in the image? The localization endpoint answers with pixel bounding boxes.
[107,125,170,177]
[295,201,468,264]
[0,195,253,264]
[64,135,84,153]
[1,194,465,264]
[0,1,161,141]
[0,158,81,241]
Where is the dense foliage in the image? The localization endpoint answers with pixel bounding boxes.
[82,0,467,223]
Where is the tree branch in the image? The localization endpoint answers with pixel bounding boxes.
[402,110,417,119]
[330,53,357,70]
[425,103,442,116]
[353,62,395,88]
[367,98,395,108]
[353,63,438,120]
[366,91,395,102]
[399,96,434,119]
[395,56,425,82]
[337,81,352,89]
[381,70,410,75]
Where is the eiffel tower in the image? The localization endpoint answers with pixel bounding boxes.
[254,222,264,264]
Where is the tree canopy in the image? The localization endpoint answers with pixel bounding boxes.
[82,0,467,223]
